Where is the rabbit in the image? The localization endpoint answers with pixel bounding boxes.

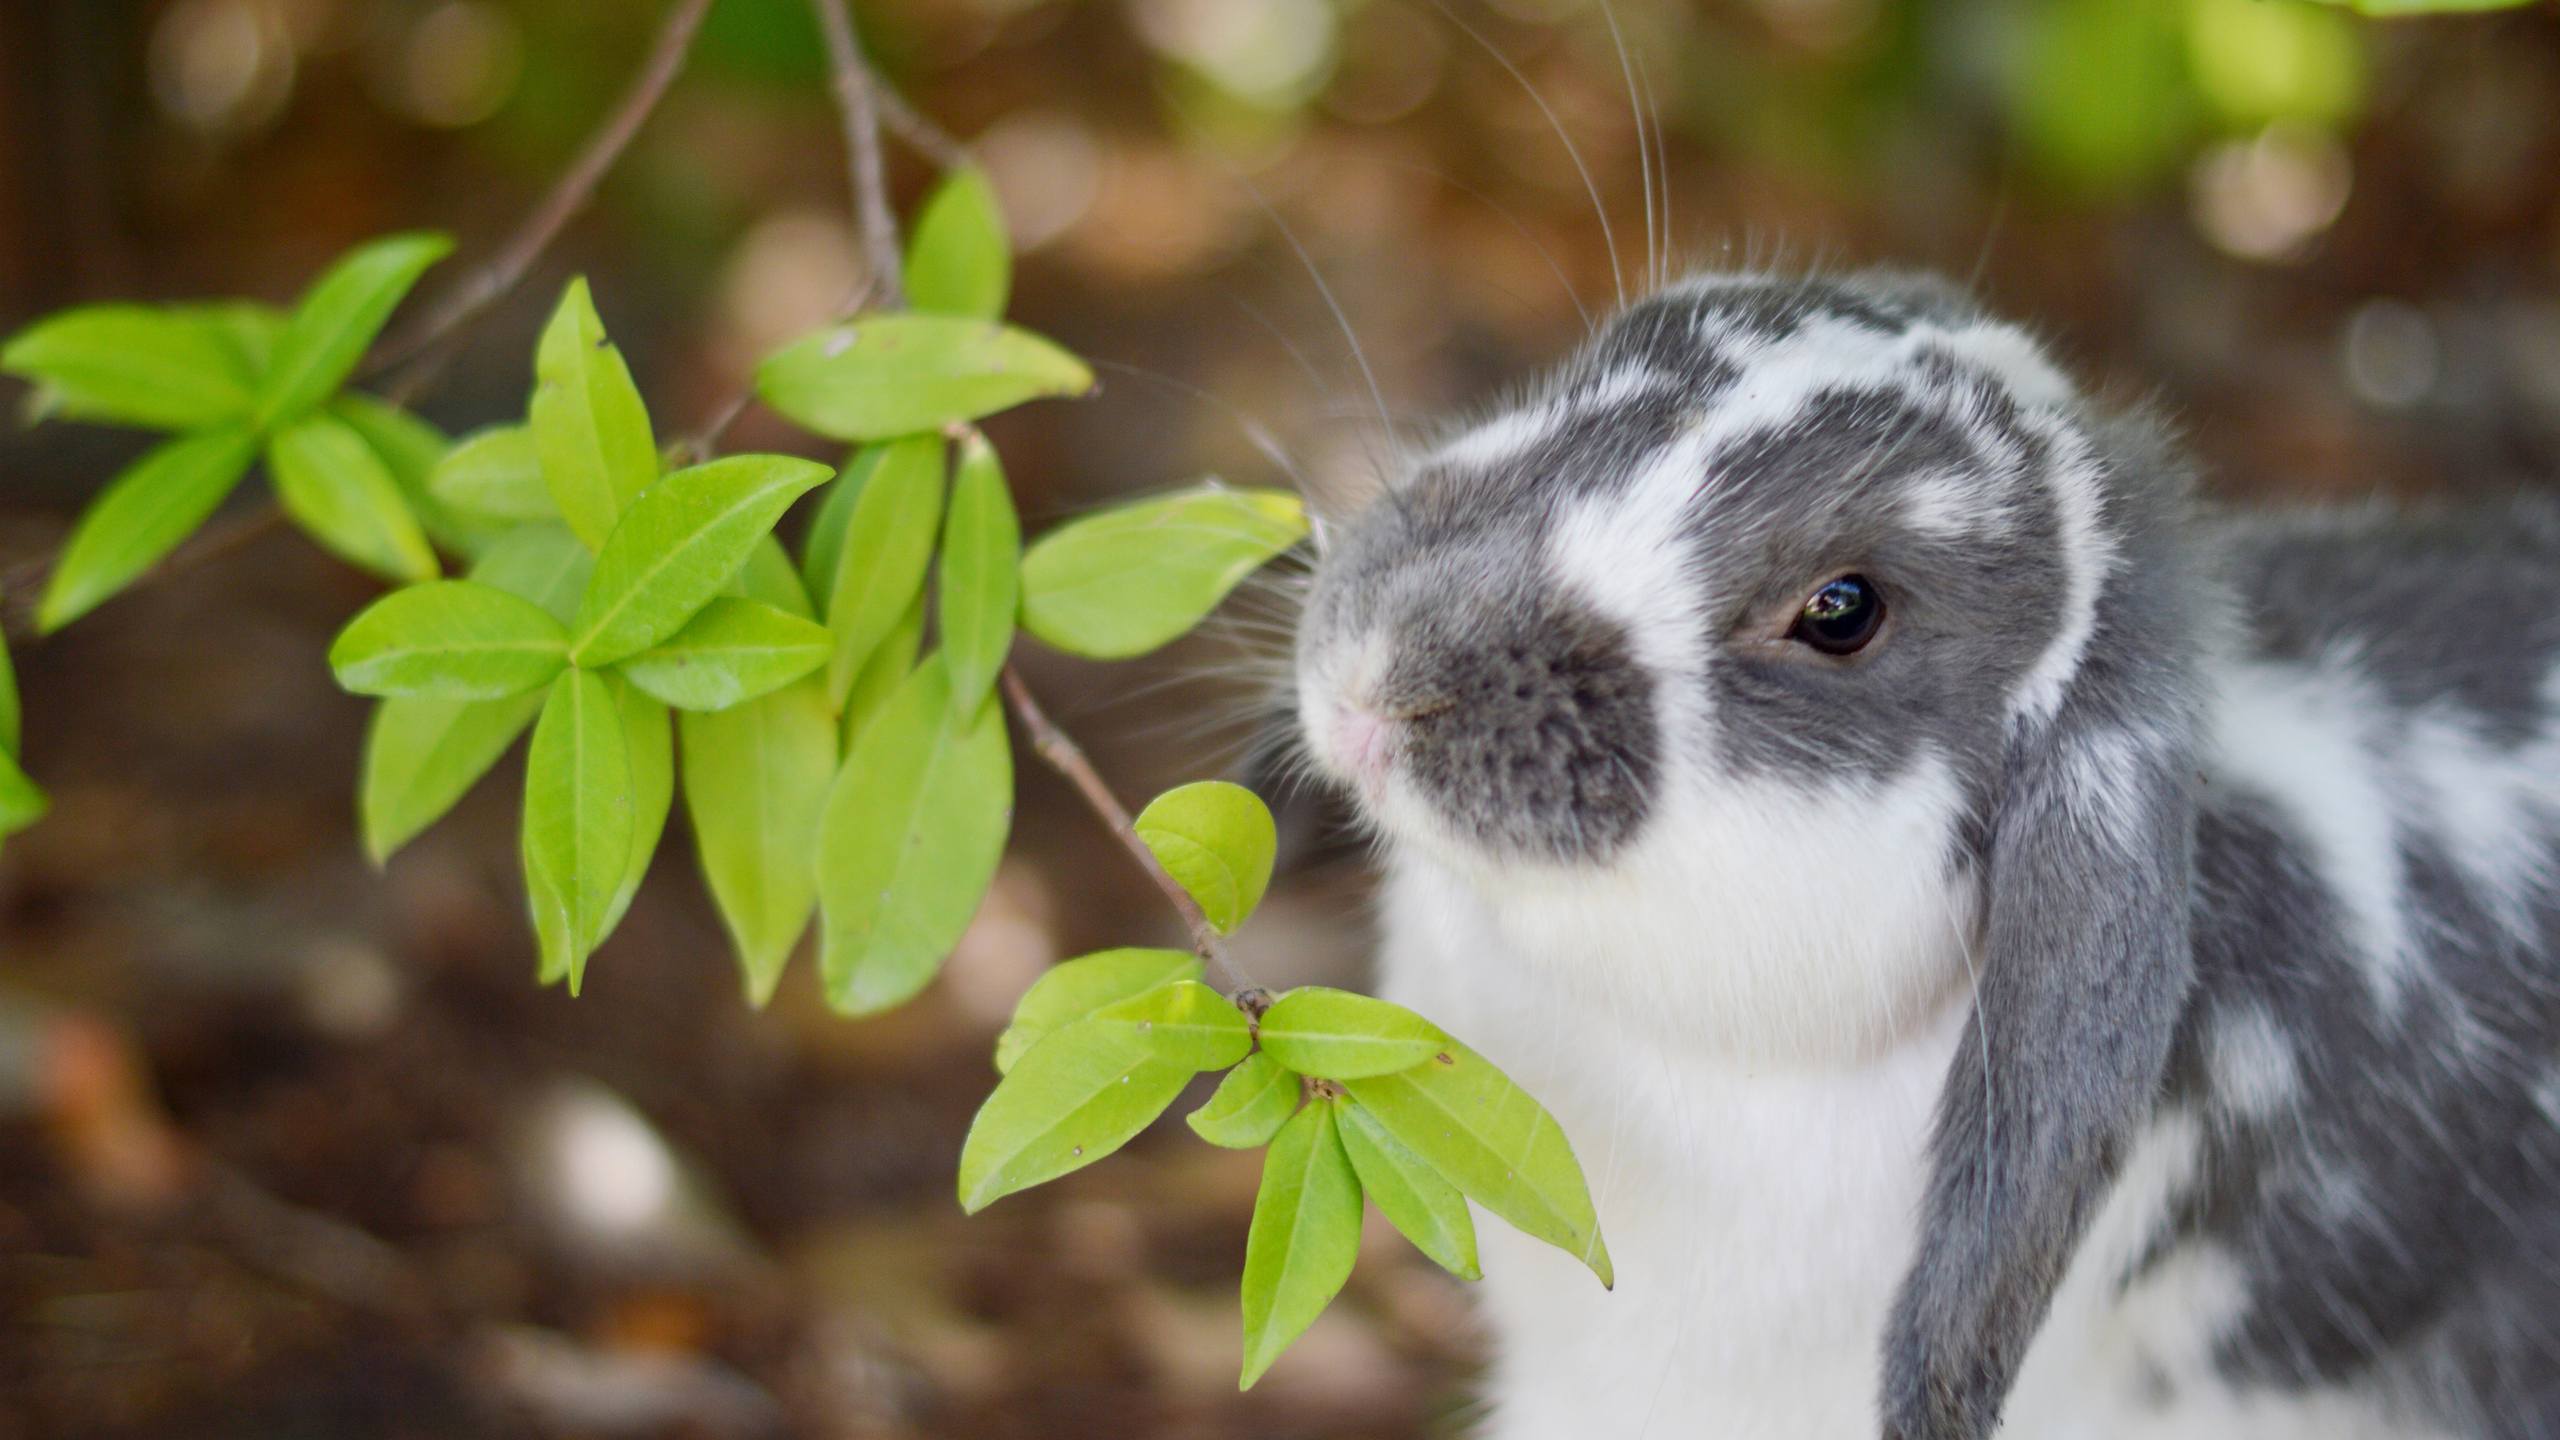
[1288,268,2560,1440]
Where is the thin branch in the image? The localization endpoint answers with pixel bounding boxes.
[875,83,968,170]
[1001,666,1244,985]
[805,0,904,305]
[369,0,718,398]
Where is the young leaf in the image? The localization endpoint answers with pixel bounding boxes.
[256,232,453,426]
[1257,987,1452,1080]
[1239,1101,1364,1390]
[1187,1051,1301,1149]
[1019,486,1306,658]
[1091,979,1252,1070]
[994,946,1202,1074]
[521,668,634,993]
[796,445,874,603]
[429,425,551,522]
[0,596,18,755]
[329,394,510,563]
[1133,780,1275,934]
[614,597,829,711]
[569,454,833,667]
[906,167,1012,319]
[199,302,287,386]
[329,580,570,699]
[2,304,257,429]
[530,277,658,550]
[596,675,672,945]
[267,412,441,583]
[1338,1097,1481,1281]
[355,527,596,864]
[0,746,47,843]
[820,434,941,706]
[842,589,925,751]
[1342,1043,1612,1287]
[732,533,814,618]
[680,674,835,1004]
[816,655,1012,1016]
[38,428,259,632]
[956,1015,1194,1214]
[757,315,1092,442]
[937,431,1020,716]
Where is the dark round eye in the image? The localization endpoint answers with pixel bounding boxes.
[1792,575,1885,656]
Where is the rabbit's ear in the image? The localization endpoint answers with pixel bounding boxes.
[1878,460,2210,1439]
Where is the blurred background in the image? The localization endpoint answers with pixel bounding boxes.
[4,0,2559,1435]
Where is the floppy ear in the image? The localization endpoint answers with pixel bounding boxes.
[1879,431,2211,1440]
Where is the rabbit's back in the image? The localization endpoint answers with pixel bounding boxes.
[2110,498,2560,1435]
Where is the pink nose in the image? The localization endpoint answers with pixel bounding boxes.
[1332,706,1393,781]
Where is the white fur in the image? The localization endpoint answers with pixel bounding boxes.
[2205,1004,2305,1121]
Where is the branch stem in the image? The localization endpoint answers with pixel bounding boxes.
[805,0,904,305]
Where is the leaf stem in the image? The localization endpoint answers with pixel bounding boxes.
[999,664,1246,986]
[805,0,905,307]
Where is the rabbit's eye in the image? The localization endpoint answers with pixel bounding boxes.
[1792,575,1884,655]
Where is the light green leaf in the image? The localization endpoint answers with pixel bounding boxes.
[2310,0,2534,11]
[522,668,633,994]
[796,444,884,603]
[816,655,1012,1016]
[906,167,1012,319]
[842,589,925,751]
[199,302,287,386]
[329,394,510,563]
[38,428,260,633]
[257,232,453,427]
[2,304,258,429]
[1239,1101,1364,1390]
[1338,1097,1480,1281]
[1019,486,1306,658]
[1257,987,1451,1080]
[956,1014,1193,1214]
[757,314,1092,442]
[596,675,671,947]
[1187,1051,1300,1149]
[937,431,1019,716]
[329,580,570,699]
[0,745,46,843]
[268,412,440,583]
[614,597,829,711]
[994,946,1202,1075]
[681,673,835,1005]
[430,425,551,522]
[530,276,658,549]
[1133,780,1275,935]
[1343,1043,1611,1287]
[0,591,20,756]
[355,527,595,864]
[569,454,834,667]
[732,533,814,618]
[1091,979,1252,1070]
[820,434,941,706]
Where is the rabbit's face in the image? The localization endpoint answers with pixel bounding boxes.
[1297,273,2116,891]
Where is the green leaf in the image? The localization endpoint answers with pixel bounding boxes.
[329,580,570,699]
[1257,987,1452,1080]
[1239,1101,1364,1390]
[530,276,658,550]
[38,428,261,632]
[2310,0,2534,11]
[429,425,551,521]
[0,745,47,843]
[1343,1043,1611,1287]
[816,655,1012,1016]
[329,394,510,563]
[820,434,941,707]
[1091,979,1252,1070]
[732,533,814,618]
[268,412,440,583]
[257,232,453,426]
[2,304,258,429]
[1187,1051,1300,1149]
[994,946,1202,1075]
[1133,780,1275,935]
[757,314,1093,442]
[199,302,287,386]
[797,445,874,604]
[956,1014,1193,1214]
[521,668,633,994]
[596,675,672,947]
[937,431,1019,716]
[1338,1097,1480,1281]
[355,528,596,864]
[0,592,20,757]
[680,673,835,1004]
[569,454,834,667]
[906,167,1012,319]
[614,596,829,711]
[1020,486,1306,658]
[842,589,925,750]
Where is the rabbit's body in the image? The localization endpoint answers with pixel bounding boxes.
[1295,272,2560,1438]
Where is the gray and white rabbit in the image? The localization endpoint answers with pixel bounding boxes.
[1289,270,2560,1440]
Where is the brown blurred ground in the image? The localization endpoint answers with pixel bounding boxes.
[4,1,2560,1436]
